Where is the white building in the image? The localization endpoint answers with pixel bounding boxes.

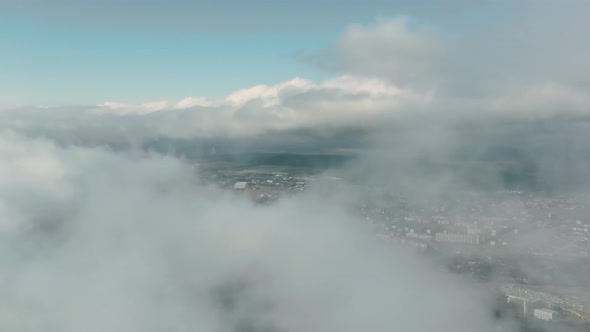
[406,232,432,242]
[435,232,479,245]
[233,182,248,190]
[534,308,557,321]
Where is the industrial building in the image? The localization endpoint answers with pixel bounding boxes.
[534,308,558,321]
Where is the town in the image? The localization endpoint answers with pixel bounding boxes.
[201,166,590,330]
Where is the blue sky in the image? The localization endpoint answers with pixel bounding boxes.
[0,0,518,107]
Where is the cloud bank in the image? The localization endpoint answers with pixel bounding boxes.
[0,76,430,141]
[0,134,505,332]
[2,75,589,149]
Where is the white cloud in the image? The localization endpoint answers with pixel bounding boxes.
[0,134,503,332]
[488,83,590,116]
[300,10,590,122]
[97,101,172,115]
[306,17,444,86]
[2,73,590,146]
[0,76,430,139]
[225,77,313,108]
[3,12,590,141]
[1,7,589,331]
[174,97,212,109]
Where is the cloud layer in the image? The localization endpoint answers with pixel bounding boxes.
[0,134,504,332]
[3,2,590,147]
[2,7,590,330]
[2,74,589,148]
[0,76,430,141]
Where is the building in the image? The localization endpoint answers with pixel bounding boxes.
[534,308,558,321]
[406,232,432,242]
[435,232,480,245]
[507,296,528,317]
[233,182,248,190]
